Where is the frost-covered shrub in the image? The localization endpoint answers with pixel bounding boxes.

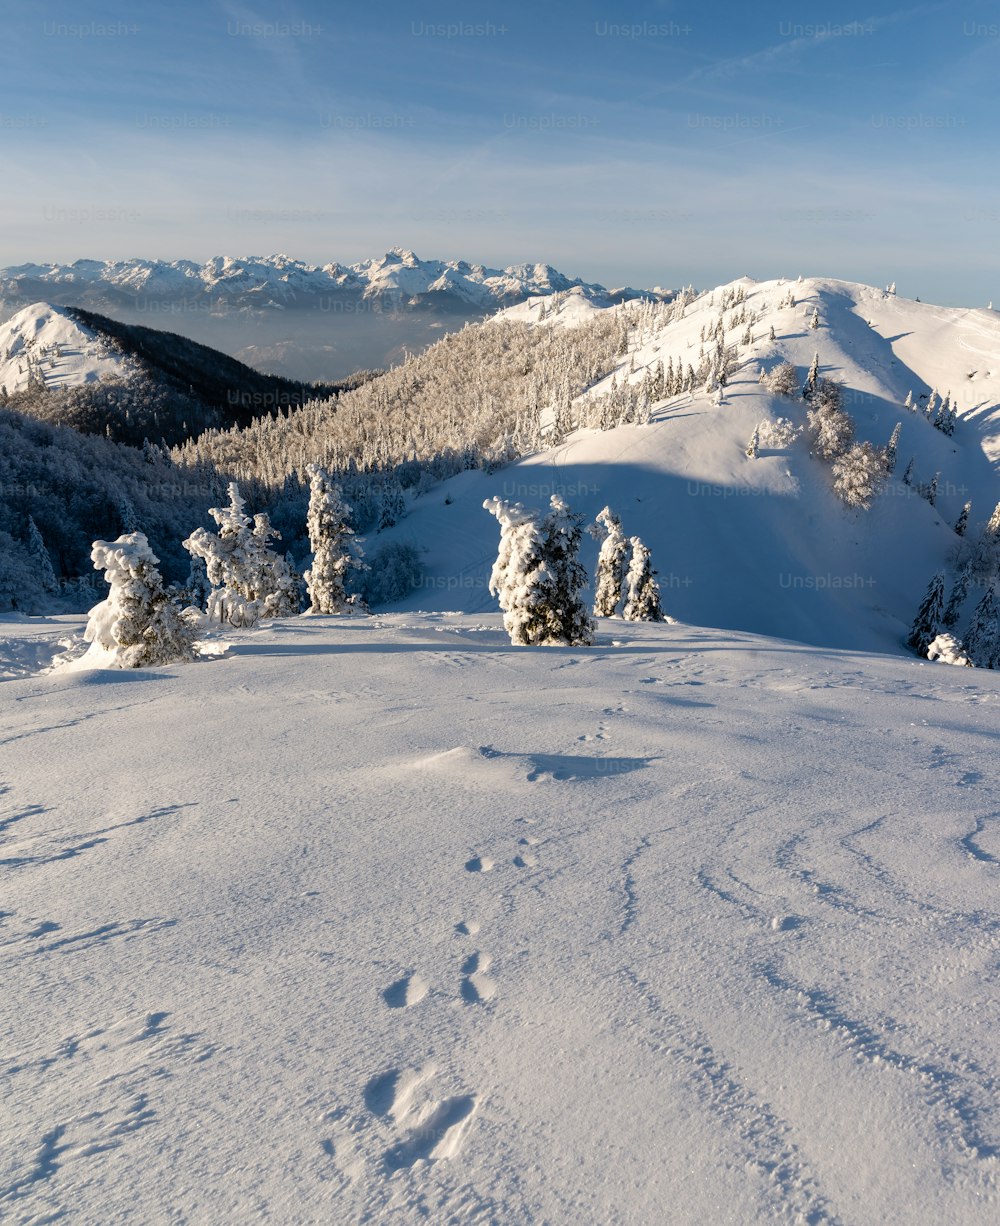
[85,532,198,668]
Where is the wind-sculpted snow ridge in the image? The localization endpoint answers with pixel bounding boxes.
[2,610,999,1222]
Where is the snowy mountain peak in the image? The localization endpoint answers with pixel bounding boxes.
[0,302,132,395]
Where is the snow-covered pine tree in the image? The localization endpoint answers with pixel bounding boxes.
[803,352,820,399]
[831,442,887,510]
[768,324,776,341]
[904,390,914,411]
[963,584,1000,669]
[483,496,546,646]
[536,496,596,644]
[906,572,945,656]
[924,389,938,421]
[623,537,665,621]
[809,308,820,330]
[590,506,629,617]
[118,496,140,534]
[27,516,58,594]
[85,532,198,668]
[806,382,853,460]
[303,464,365,614]
[765,362,798,396]
[884,422,901,473]
[986,501,1000,541]
[746,424,760,459]
[902,458,915,486]
[183,481,298,627]
[954,501,972,537]
[926,472,939,507]
[942,564,973,628]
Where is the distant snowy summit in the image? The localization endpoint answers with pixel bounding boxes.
[0,249,660,317]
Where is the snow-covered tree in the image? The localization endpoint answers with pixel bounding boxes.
[954,501,971,538]
[904,390,914,411]
[118,496,140,534]
[746,424,760,459]
[942,565,973,628]
[906,572,945,656]
[902,458,915,486]
[807,383,853,461]
[926,633,972,666]
[809,308,820,330]
[623,537,665,622]
[484,497,547,646]
[963,584,1000,669]
[802,352,820,400]
[884,422,901,473]
[303,465,366,614]
[183,482,300,627]
[831,442,887,510]
[590,506,629,617]
[85,533,198,668]
[27,516,58,594]
[484,495,594,646]
[765,362,799,397]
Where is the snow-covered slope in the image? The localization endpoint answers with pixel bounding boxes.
[380,276,1000,655]
[3,611,1000,1223]
[0,303,132,395]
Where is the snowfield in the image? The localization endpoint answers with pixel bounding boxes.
[3,612,1000,1223]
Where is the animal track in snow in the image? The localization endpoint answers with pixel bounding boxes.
[382,973,429,1009]
[460,952,497,1003]
[455,919,480,936]
[465,855,493,873]
[513,852,538,869]
[363,1066,477,1171]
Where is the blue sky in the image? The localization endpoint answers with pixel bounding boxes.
[1,0,998,303]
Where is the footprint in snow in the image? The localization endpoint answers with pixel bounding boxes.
[455,919,480,936]
[382,973,429,1009]
[460,952,497,1003]
[465,855,493,873]
[513,852,538,868]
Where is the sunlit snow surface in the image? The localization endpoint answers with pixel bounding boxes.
[2,612,999,1223]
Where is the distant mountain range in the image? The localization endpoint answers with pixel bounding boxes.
[0,250,667,382]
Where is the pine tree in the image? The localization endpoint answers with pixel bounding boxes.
[622,537,665,621]
[483,497,547,646]
[809,308,820,330]
[746,424,760,459]
[963,584,1000,668]
[942,564,973,628]
[884,422,901,473]
[926,472,939,507]
[925,389,938,421]
[536,496,595,645]
[904,390,914,411]
[85,533,198,668]
[303,464,365,614]
[902,458,915,486]
[803,352,820,400]
[590,506,628,617]
[184,482,298,627]
[768,324,776,341]
[906,572,945,655]
[954,501,972,537]
[986,501,1000,541]
[27,516,58,594]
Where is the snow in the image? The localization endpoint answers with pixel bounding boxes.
[380,276,1000,655]
[0,303,131,395]
[2,609,1000,1222]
